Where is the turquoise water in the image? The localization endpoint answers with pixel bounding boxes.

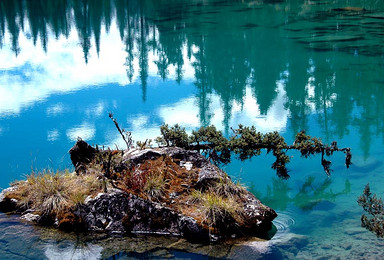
[1,0,384,258]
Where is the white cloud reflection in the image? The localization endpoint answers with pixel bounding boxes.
[44,243,102,260]
[158,97,200,127]
[104,83,289,148]
[85,101,105,118]
[157,84,288,134]
[46,103,65,116]
[1,18,290,148]
[47,129,60,142]
[66,123,95,141]
[0,25,126,116]
[0,21,197,117]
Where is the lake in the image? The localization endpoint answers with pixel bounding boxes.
[1,0,384,258]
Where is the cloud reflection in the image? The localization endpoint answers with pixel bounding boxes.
[85,101,105,118]
[47,103,65,116]
[47,129,60,142]
[105,82,289,148]
[44,243,102,260]
[0,25,126,116]
[0,23,197,118]
[66,123,95,141]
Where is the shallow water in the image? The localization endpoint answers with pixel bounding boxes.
[1,0,384,258]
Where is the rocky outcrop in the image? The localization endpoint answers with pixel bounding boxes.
[74,189,209,241]
[69,138,97,174]
[0,140,277,242]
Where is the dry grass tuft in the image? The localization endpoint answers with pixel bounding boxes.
[214,176,247,198]
[8,170,105,218]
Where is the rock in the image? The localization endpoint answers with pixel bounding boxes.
[0,187,18,213]
[196,163,228,188]
[180,161,193,170]
[75,189,210,241]
[227,237,273,259]
[123,148,162,165]
[20,213,40,222]
[71,144,277,241]
[69,138,97,174]
[344,227,366,236]
[240,192,277,234]
[0,141,277,243]
[178,215,209,242]
[274,233,309,256]
[122,147,228,188]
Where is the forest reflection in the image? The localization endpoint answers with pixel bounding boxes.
[1,0,384,157]
[251,177,351,211]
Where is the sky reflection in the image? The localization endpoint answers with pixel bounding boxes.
[0,0,382,189]
[1,0,384,258]
[0,12,291,148]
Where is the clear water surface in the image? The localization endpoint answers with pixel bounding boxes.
[1,0,384,259]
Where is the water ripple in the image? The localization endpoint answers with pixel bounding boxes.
[273,211,295,233]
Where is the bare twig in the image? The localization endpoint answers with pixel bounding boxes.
[109,113,132,150]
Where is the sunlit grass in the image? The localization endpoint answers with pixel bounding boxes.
[186,187,242,230]
[143,171,168,201]
[8,170,105,218]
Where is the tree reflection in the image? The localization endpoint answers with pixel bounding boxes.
[2,0,22,55]
[1,0,384,155]
[251,177,351,211]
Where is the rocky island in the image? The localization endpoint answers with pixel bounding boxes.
[0,121,351,243]
[0,139,276,242]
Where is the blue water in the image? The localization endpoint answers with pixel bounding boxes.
[1,0,384,258]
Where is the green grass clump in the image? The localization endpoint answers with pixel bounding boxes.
[143,172,168,201]
[201,192,238,227]
[189,190,203,203]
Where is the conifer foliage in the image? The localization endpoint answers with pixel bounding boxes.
[358,184,384,238]
[154,124,352,178]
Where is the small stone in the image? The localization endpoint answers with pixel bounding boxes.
[20,213,40,222]
[344,227,365,236]
[321,244,332,249]
[341,243,352,250]
[180,161,193,170]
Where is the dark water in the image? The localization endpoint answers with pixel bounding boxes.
[1,0,384,258]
